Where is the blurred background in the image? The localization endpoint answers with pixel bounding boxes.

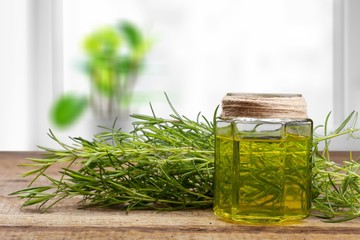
[0,0,359,150]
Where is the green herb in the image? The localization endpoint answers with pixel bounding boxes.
[10,97,360,223]
[312,111,360,222]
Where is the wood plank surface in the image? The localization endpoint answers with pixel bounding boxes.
[1,151,360,240]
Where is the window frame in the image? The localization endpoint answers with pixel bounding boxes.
[29,0,64,149]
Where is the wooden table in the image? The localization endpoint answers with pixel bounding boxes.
[1,151,360,240]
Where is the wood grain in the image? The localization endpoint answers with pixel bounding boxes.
[1,151,360,240]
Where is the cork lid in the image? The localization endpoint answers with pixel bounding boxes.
[220,93,308,119]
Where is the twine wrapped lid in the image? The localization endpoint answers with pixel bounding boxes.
[221,93,308,119]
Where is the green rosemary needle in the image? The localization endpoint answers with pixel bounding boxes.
[10,97,360,223]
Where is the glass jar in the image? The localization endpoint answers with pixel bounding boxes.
[214,93,313,223]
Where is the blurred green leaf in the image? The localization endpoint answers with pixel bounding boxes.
[118,22,153,62]
[119,21,142,50]
[50,94,88,128]
[117,57,132,74]
[83,27,121,57]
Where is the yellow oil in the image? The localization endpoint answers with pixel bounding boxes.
[214,133,312,223]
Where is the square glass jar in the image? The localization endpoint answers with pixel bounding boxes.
[214,117,313,223]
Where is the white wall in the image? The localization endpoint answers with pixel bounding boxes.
[61,0,333,122]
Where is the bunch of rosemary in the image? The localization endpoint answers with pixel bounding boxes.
[11,96,216,211]
[10,97,360,222]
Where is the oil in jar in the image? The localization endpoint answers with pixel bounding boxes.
[231,130,312,223]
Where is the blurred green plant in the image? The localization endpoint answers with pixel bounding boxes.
[50,21,152,128]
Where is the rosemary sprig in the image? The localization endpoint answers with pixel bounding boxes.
[10,97,360,223]
[312,111,360,222]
